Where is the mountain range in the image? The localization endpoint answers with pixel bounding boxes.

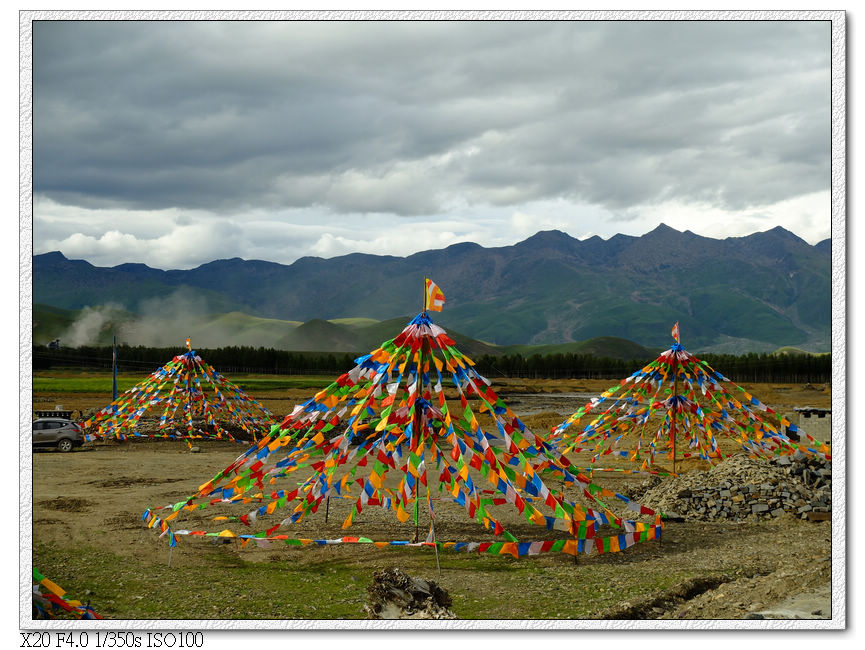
[32,224,831,353]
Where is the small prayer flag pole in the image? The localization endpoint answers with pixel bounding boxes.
[112,335,118,401]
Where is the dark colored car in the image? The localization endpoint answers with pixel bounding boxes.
[32,418,85,452]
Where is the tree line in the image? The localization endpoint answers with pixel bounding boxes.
[32,344,831,384]
[473,350,831,384]
[32,345,358,376]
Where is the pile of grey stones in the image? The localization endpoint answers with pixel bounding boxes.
[364,567,458,620]
[635,451,831,523]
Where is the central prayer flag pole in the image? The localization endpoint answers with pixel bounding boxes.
[422,276,442,576]
[671,351,678,475]
[413,279,425,542]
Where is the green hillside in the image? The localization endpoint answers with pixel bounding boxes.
[32,304,77,344]
[328,317,380,328]
[274,318,362,352]
[772,346,830,357]
[196,312,300,347]
[500,336,661,361]
[34,303,672,364]
[32,303,134,346]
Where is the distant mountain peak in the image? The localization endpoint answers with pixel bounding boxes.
[35,251,68,262]
[113,262,157,272]
[648,222,679,234]
[445,241,482,251]
[517,230,577,249]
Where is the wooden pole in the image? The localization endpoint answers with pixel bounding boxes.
[412,302,424,543]
[433,525,442,578]
[672,352,678,475]
[112,334,118,401]
[427,480,442,578]
[413,372,421,542]
[325,496,330,523]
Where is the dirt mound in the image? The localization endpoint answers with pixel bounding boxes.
[90,477,185,488]
[39,497,94,512]
[365,567,457,620]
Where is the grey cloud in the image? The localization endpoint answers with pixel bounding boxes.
[33,19,830,218]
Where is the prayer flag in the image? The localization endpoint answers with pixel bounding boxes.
[425,278,446,312]
[671,322,680,344]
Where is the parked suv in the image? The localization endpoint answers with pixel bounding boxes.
[32,418,84,452]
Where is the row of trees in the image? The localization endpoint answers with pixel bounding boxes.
[32,345,358,375]
[473,351,831,384]
[32,344,832,384]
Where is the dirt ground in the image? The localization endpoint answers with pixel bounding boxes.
[29,379,836,622]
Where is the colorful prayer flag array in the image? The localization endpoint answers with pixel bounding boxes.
[549,335,831,475]
[83,346,275,444]
[144,312,661,557]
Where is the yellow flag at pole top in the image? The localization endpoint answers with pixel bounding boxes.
[185,337,191,350]
[425,278,446,312]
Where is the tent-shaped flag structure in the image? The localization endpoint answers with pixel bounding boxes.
[83,343,275,444]
[549,325,831,476]
[144,310,662,558]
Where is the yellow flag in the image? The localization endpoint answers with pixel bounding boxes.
[424,278,446,312]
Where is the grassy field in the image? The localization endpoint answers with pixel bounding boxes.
[33,530,712,620]
[32,371,334,393]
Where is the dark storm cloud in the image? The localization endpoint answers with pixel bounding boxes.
[33,19,829,216]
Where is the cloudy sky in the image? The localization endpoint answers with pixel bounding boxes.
[31,18,832,270]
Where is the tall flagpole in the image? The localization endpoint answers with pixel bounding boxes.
[413,278,425,541]
[420,276,442,575]
[671,348,678,475]
[112,335,118,401]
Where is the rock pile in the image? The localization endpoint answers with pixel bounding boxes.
[636,451,831,523]
[365,567,458,620]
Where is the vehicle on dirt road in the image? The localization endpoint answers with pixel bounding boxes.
[32,418,85,452]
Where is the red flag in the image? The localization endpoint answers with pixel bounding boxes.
[424,278,446,312]
[671,322,680,344]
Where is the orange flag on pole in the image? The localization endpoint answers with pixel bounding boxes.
[425,278,446,312]
[671,322,680,344]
